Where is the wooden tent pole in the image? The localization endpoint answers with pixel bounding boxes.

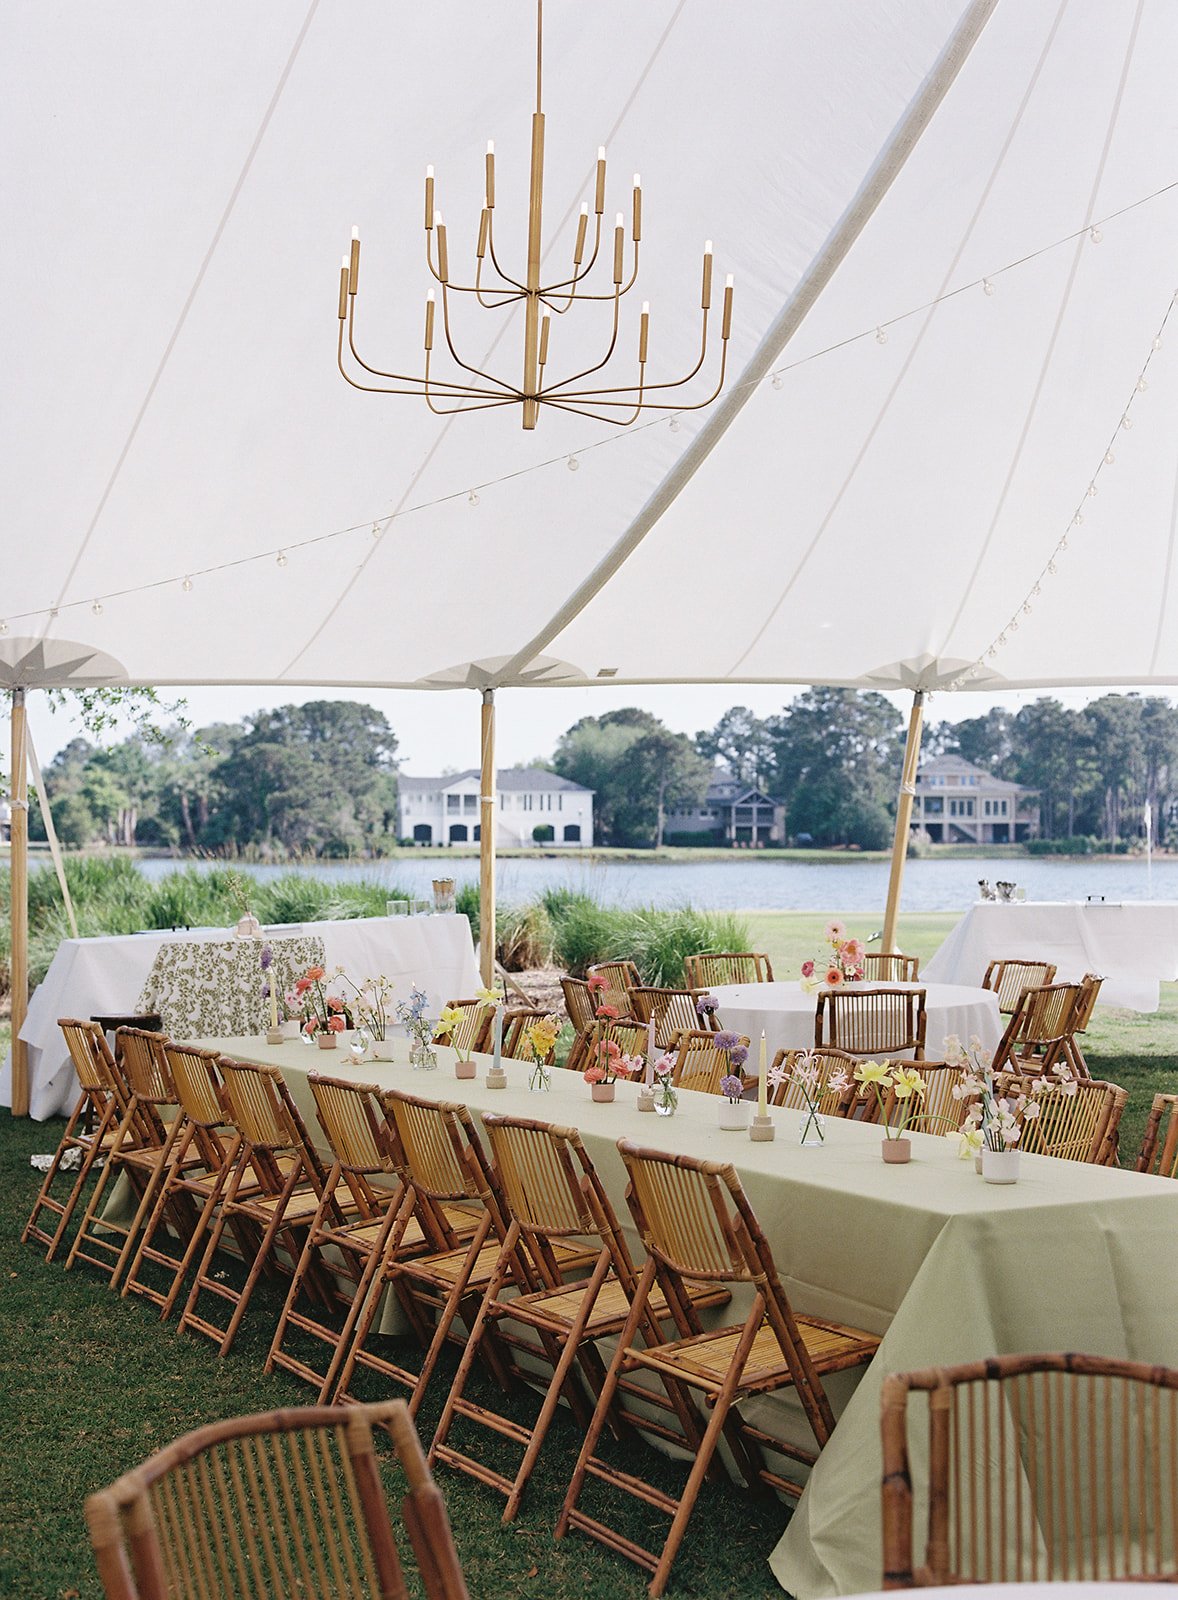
[10,687,29,1116]
[881,690,925,956]
[478,689,496,988]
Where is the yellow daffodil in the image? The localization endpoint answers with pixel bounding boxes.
[475,986,500,1005]
[892,1066,927,1102]
[954,1125,984,1159]
[854,1060,891,1087]
[433,1005,465,1039]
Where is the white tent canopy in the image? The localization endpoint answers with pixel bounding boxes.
[6,0,1178,696]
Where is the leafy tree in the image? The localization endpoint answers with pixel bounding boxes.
[761,689,903,847]
[944,708,1015,773]
[695,706,772,786]
[553,709,707,846]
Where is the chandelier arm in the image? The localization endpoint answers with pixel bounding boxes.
[438,284,525,394]
[539,397,651,425]
[424,347,524,405]
[485,210,529,293]
[536,290,623,397]
[561,242,641,304]
[554,343,731,412]
[556,309,712,399]
[344,306,507,396]
[474,254,527,309]
[538,216,605,305]
[423,392,523,415]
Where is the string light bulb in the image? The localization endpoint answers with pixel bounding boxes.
[982,278,995,296]
[771,372,783,391]
[1121,413,1134,429]
[669,416,681,433]
[1137,377,1148,392]
[875,327,888,345]
[371,521,383,538]
[468,489,480,506]
[91,600,103,617]
[1105,450,1116,466]
[276,550,288,567]
[181,576,193,593]
[567,454,580,471]
[1089,226,1103,243]
[0,621,9,636]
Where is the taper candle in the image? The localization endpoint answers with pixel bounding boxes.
[645,1018,656,1086]
[758,1029,768,1118]
[493,1005,503,1072]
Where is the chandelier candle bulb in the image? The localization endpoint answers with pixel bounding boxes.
[595,147,607,213]
[702,242,713,309]
[632,175,642,241]
[424,166,435,230]
[613,214,625,283]
[435,213,449,282]
[424,291,435,351]
[485,141,495,208]
[639,301,650,363]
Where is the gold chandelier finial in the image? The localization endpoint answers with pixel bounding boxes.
[338,1,732,430]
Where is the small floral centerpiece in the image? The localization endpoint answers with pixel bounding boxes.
[947,1032,1071,1181]
[334,973,397,1057]
[717,1069,749,1129]
[296,963,351,1048]
[653,1051,678,1117]
[799,921,866,993]
[227,870,262,938]
[583,1041,641,1102]
[397,985,436,1069]
[854,1060,927,1162]
[768,1048,851,1145]
[521,1013,562,1092]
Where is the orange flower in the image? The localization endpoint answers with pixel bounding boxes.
[595,1004,619,1021]
[305,965,326,983]
[326,1014,346,1033]
[303,1017,320,1034]
[583,1063,606,1084]
[825,966,844,987]
[294,977,312,995]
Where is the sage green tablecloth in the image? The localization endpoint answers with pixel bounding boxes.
[197,1035,1178,1598]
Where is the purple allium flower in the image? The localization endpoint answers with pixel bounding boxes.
[728,1044,749,1069]
[260,981,271,1000]
[696,994,720,1016]
[720,1074,745,1101]
[260,943,273,970]
[714,1030,739,1052]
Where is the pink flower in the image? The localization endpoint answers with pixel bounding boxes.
[824,921,846,943]
[303,1017,320,1034]
[326,1015,346,1033]
[654,1052,676,1078]
[327,995,345,1013]
[583,1063,606,1085]
[295,978,312,995]
[613,1054,641,1079]
[305,965,326,983]
[586,973,608,994]
[595,1003,619,1021]
[842,938,865,963]
[825,966,844,988]
[800,960,815,979]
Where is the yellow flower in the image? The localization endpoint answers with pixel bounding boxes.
[475,987,500,1005]
[854,1060,892,1087]
[892,1066,927,1102]
[433,1004,465,1039]
[955,1125,984,1159]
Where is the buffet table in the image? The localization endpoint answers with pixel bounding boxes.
[923,899,1178,1011]
[0,913,478,1120]
[710,980,1004,1060]
[196,1033,1178,1598]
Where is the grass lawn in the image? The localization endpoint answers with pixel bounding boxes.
[3,915,1177,1599]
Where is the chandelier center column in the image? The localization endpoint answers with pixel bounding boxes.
[522,111,545,431]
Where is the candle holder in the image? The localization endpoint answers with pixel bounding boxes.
[635,1084,656,1113]
[749,1113,776,1142]
[486,1064,507,1089]
[265,1027,285,1046]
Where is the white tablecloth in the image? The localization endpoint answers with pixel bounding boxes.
[923,900,1178,1011]
[0,913,478,1120]
[710,980,1003,1061]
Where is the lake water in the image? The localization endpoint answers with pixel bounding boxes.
[130,854,1178,914]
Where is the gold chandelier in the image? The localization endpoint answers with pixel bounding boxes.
[337,1,732,430]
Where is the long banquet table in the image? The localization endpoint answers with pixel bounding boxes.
[710,980,1003,1060]
[196,1032,1178,1598]
[923,899,1178,1011]
[0,913,478,1120]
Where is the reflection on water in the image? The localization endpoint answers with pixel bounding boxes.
[130,854,1178,913]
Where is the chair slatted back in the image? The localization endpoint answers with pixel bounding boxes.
[815,988,926,1059]
[439,998,492,1056]
[1072,971,1104,1031]
[309,1074,391,1175]
[1137,1093,1178,1178]
[501,1009,553,1063]
[982,958,1059,1014]
[115,1028,173,1104]
[769,1048,858,1113]
[60,1018,119,1097]
[672,1030,750,1096]
[996,1072,1126,1164]
[992,983,1081,1074]
[862,953,919,983]
[483,1114,598,1239]
[84,1399,469,1600]
[683,952,773,987]
[881,1353,1178,1587]
[218,1058,299,1152]
[630,987,714,1051]
[878,1062,967,1134]
[381,1089,488,1205]
[164,1044,230,1128]
[561,977,597,1033]
[587,959,641,996]
[620,1144,748,1282]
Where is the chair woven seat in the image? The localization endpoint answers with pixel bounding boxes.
[493,1272,716,1338]
[629,1315,879,1396]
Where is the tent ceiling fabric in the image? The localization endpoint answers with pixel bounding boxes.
[6,1,1178,695]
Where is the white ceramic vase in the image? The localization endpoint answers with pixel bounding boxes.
[982,1147,1020,1184]
[718,1099,750,1131]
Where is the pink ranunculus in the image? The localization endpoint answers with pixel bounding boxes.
[842,938,865,962]
[326,1014,346,1033]
[595,1003,619,1020]
[586,973,608,994]
[825,966,844,988]
[800,959,815,978]
[613,1053,641,1079]
[583,1063,605,1085]
[295,978,312,995]
[327,995,345,1012]
[303,1017,320,1034]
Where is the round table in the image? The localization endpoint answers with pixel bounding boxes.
[708,980,1003,1060]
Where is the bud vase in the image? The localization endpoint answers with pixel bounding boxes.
[982,1148,1020,1184]
[409,1040,437,1071]
[455,1057,477,1080]
[881,1137,911,1164]
[370,1039,396,1061]
[591,1082,616,1103]
[655,1085,678,1118]
[798,1111,825,1146]
[316,1034,337,1051]
[719,1099,750,1131]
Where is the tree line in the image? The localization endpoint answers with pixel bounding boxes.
[22,690,1178,855]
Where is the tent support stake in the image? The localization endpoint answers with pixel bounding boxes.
[479,688,496,989]
[881,690,925,956]
[10,688,29,1116]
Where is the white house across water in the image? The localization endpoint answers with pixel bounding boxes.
[398,768,594,848]
[911,754,1039,845]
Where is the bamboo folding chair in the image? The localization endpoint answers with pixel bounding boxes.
[439,998,494,1056]
[1136,1092,1178,1177]
[768,1047,859,1113]
[1062,971,1104,1078]
[671,1030,752,1095]
[862,952,920,982]
[991,982,1080,1075]
[982,957,1059,1014]
[332,1089,545,1417]
[586,960,641,1016]
[23,1019,128,1261]
[430,1114,729,1525]
[178,1058,356,1354]
[557,1142,880,1597]
[683,952,774,987]
[267,1073,443,1401]
[65,1027,190,1288]
[880,1353,1178,1587]
[121,1044,257,1319]
[84,1399,470,1600]
[630,987,716,1051]
[815,987,927,1060]
[995,1072,1126,1165]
